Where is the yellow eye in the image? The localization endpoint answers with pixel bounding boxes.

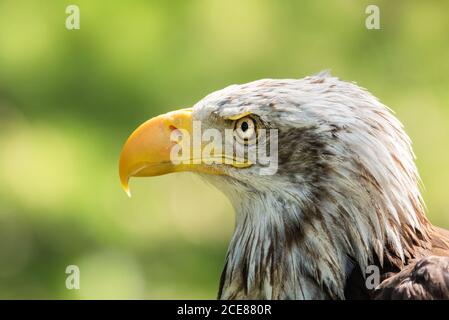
[234,116,256,141]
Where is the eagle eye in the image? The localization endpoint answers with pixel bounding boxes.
[234,116,256,141]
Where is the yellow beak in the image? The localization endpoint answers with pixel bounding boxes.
[118,108,219,196]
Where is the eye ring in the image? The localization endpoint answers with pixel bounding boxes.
[234,116,257,141]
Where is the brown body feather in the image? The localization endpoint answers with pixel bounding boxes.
[346,226,449,299]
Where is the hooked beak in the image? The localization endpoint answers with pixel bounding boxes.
[118,108,223,196]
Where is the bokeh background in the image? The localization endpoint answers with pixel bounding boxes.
[0,0,448,299]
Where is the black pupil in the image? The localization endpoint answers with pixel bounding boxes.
[241,121,249,132]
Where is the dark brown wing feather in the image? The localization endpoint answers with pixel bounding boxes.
[373,256,449,299]
[373,226,449,300]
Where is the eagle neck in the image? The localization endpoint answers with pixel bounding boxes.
[218,191,347,299]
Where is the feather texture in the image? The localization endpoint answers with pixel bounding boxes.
[190,73,449,299]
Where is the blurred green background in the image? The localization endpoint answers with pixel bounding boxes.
[0,0,448,299]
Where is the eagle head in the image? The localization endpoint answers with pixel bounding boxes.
[119,72,432,299]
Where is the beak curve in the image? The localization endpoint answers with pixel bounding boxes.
[119,108,194,196]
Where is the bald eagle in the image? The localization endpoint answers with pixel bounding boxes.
[119,72,449,299]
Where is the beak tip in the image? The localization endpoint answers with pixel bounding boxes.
[122,185,131,198]
[123,185,132,198]
[120,176,132,198]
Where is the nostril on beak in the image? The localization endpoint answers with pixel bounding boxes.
[169,125,183,138]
